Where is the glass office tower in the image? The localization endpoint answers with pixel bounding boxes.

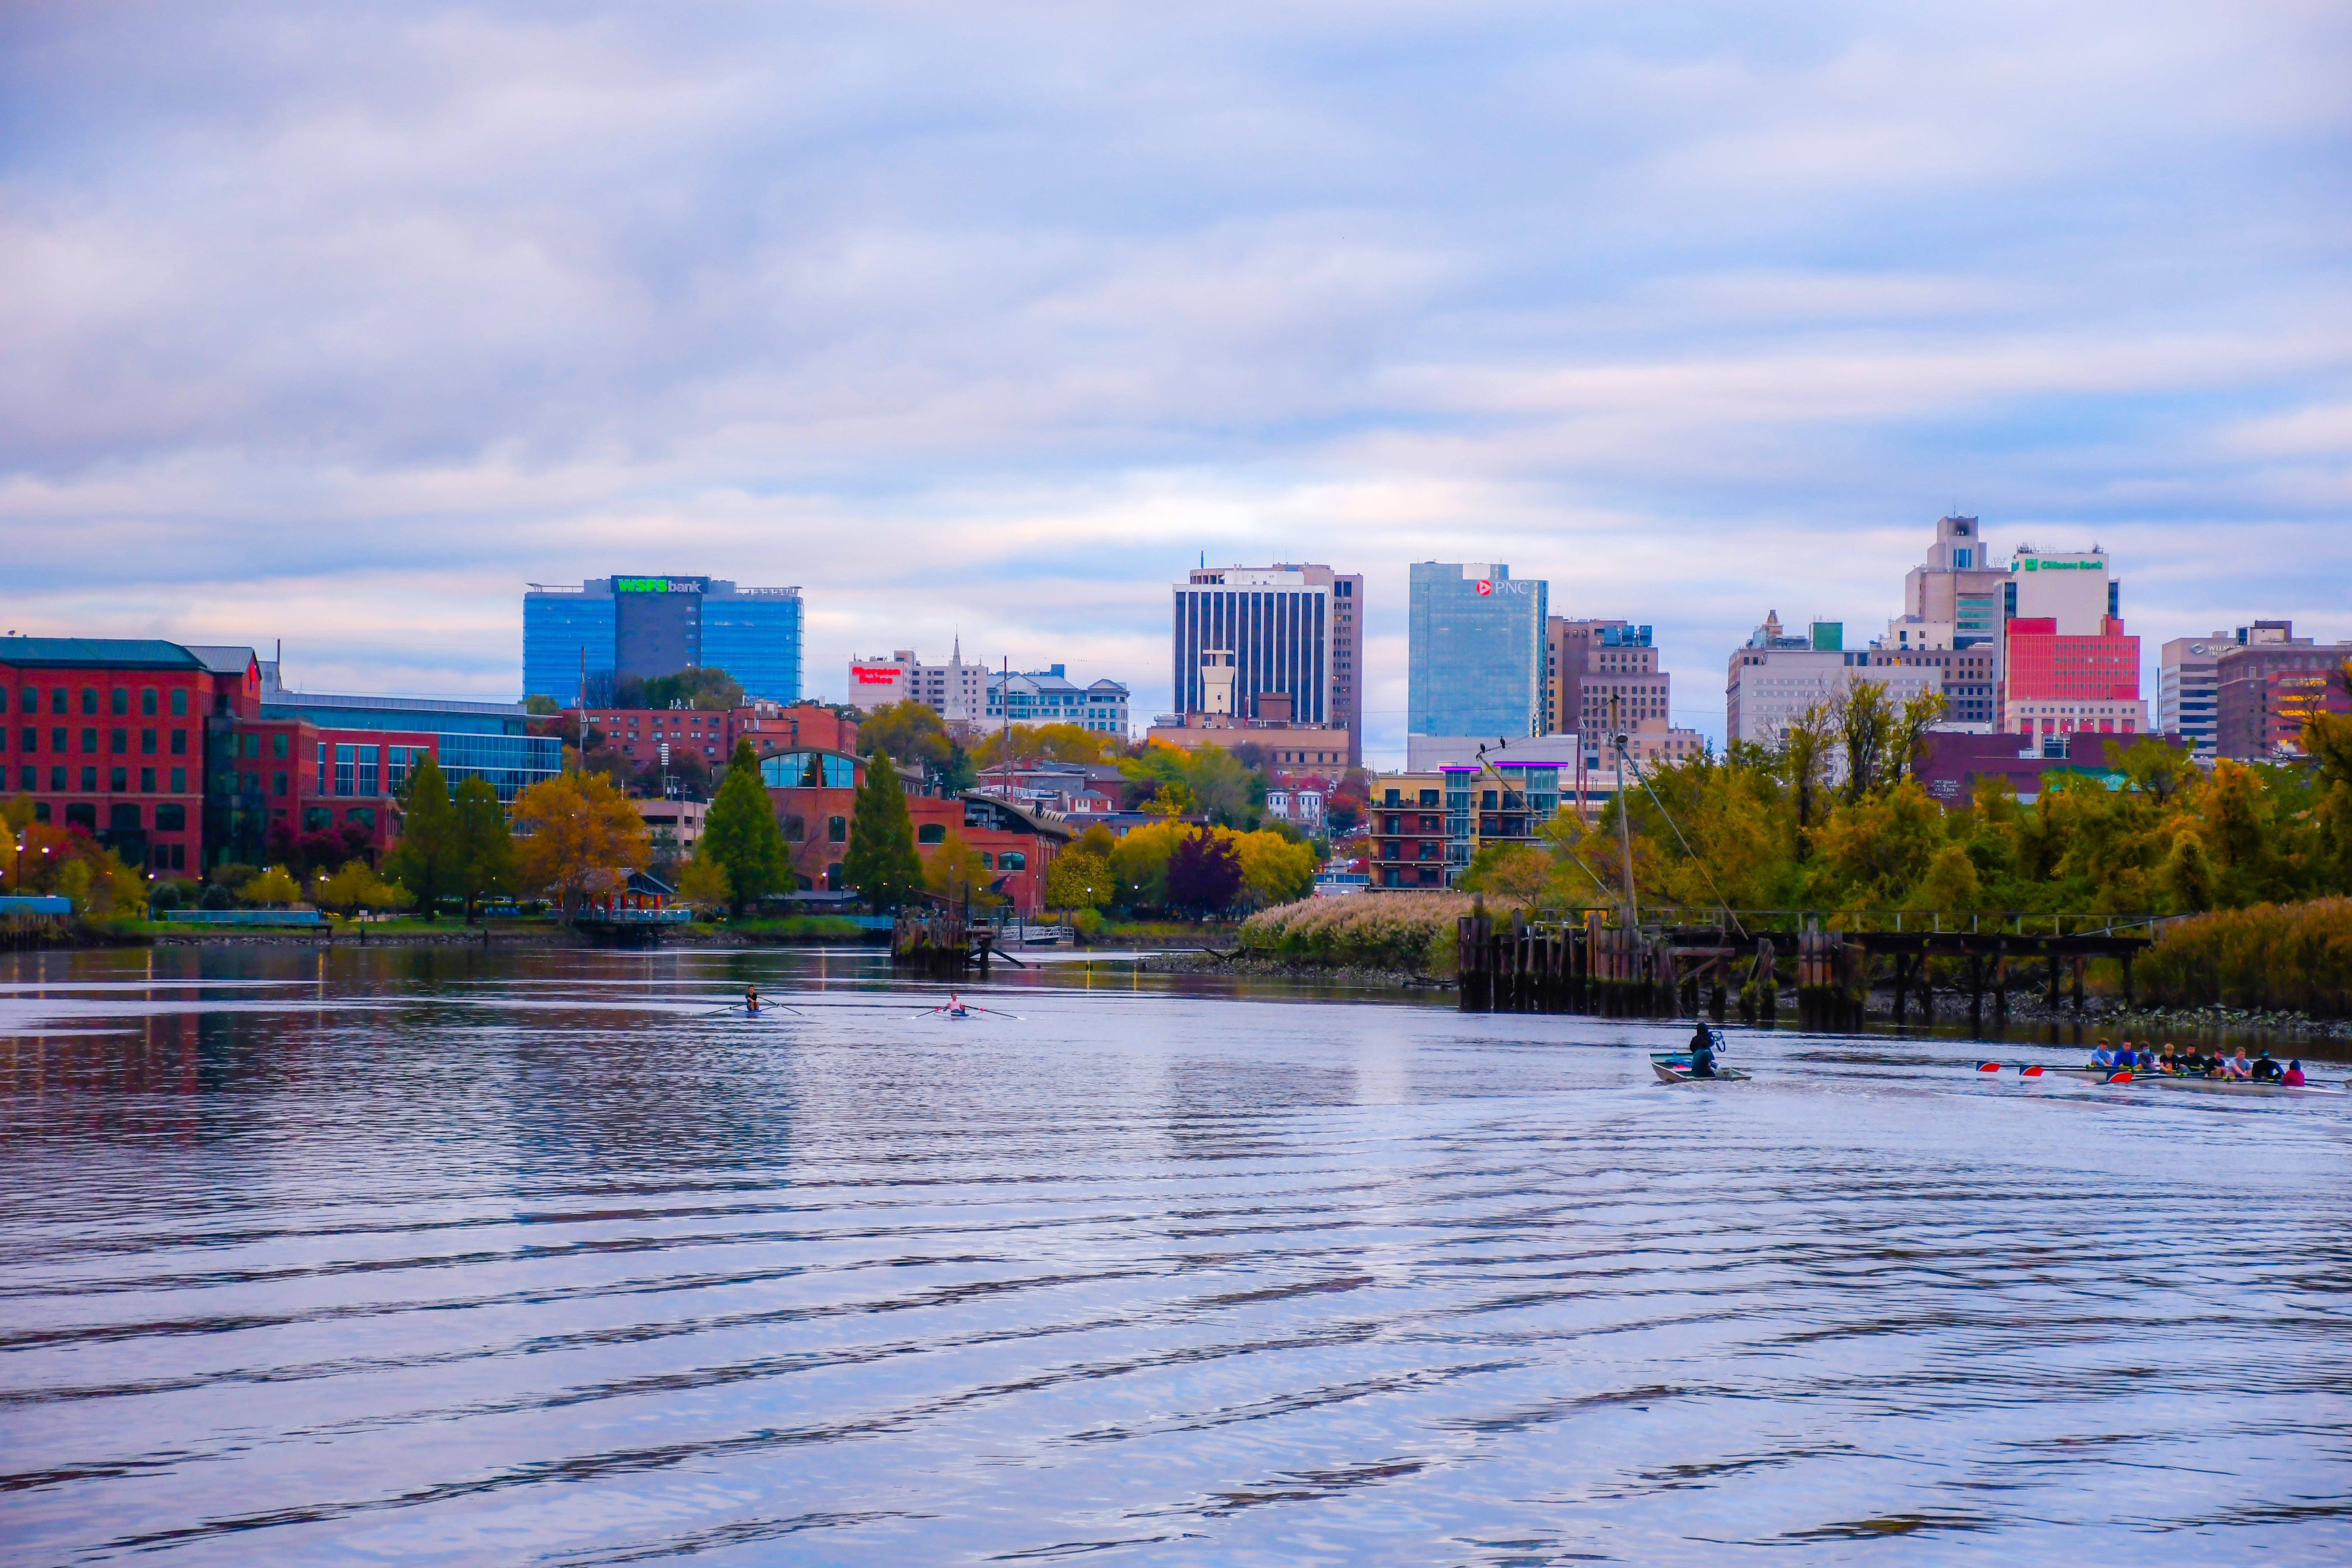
[1407,562,1549,739]
[523,577,802,704]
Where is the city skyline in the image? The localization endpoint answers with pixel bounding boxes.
[4,3,2348,767]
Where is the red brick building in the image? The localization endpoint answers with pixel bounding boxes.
[2213,629,2352,760]
[567,700,857,772]
[758,747,1072,910]
[1,638,259,875]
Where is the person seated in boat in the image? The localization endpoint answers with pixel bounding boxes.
[2112,1041,2139,1069]
[2250,1050,2284,1083]
[1686,1022,1718,1078]
[2088,1040,2116,1069]
[2224,1048,2253,1080]
[2284,1060,2307,1087]
[947,993,969,1018]
[745,985,762,1015]
[2151,1044,2177,1073]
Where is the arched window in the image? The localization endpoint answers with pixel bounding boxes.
[997,851,1026,870]
[977,852,994,869]
[917,823,946,844]
[781,814,806,841]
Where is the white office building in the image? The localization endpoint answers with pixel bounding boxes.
[1726,614,1946,751]
[2158,634,2228,758]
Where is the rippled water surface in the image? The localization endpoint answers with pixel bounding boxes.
[4,945,2350,1565]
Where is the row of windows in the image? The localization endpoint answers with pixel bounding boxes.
[26,800,190,831]
[5,727,191,755]
[5,685,193,717]
[16,764,191,795]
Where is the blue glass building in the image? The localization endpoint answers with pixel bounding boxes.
[523,577,802,704]
[1407,562,1549,740]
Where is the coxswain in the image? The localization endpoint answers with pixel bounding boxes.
[1687,1022,1719,1079]
[2250,1050,2284,1083]
[2284,1060,2307,1087]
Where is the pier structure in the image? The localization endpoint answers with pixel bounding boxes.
[1456,905,2158,1031]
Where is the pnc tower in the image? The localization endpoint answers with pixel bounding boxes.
[523,576,803,706]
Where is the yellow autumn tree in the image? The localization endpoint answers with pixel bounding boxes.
[512,770,651,920]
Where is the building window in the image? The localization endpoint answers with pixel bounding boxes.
[172,768,188,793]
[109,766,127,791]
[51,688,68,715]
[918,823,946,844]
[357,745,379,796]
[172,688,188,716]
[272,732,288,759]
[110,689,127,716]
[305,806,334,831]
[66,802,96,831]
[110,728,129,754]
[827,815,847,843]
[387,746,408,793]
[242,733,260,758]
[142,689,158,716]
[335,744,354,796]
[272,770,286,797]
[824,862,844,890]
[52,766,68,791]
[999,851,1026,870]
[170,728,187,755]
[140,728,157,754]
[80,727,96,754]
[109,802,141,831]
[781,814,805,841]
[347,807,375,830]
[141,767,157,793]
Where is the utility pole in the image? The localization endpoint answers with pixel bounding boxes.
[577,649,587,776]
[998,655,1012,800]
[1610,694,1637,930]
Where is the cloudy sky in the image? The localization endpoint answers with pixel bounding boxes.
[5,0,2347,761]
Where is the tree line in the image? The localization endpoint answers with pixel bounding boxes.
[1460,663,2352,920]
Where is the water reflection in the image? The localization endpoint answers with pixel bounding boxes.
[0,945,2346,1565]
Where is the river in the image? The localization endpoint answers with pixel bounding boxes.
[3,945,2348,1565]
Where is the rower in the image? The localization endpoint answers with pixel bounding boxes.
[2250,1050,2284,1083]
[2225,1048,2252,1080]
[2113,1041,2138,1069]
[1687,1022,1718,1079]
[947,992,969,1019]
[745,985,761,1015]
[2089,1040,2115,1069]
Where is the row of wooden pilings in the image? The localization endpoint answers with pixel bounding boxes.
[1448,912,1797,1025]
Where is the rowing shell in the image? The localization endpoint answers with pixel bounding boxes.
[1980,1062,2345,1096]
[1650,1053,1751,1084]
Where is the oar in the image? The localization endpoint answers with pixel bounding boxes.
[1977,1060,2135,1081]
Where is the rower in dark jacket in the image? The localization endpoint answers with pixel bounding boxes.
[1688,1023,1718,1078]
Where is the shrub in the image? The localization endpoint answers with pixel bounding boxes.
[1238,893,1475,973]
[2138,897,2352,1017]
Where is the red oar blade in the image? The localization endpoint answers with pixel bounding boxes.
[2106,1070,2134,1084]
[1976,1061,2003,1073]
[2021,1064,2044,1078]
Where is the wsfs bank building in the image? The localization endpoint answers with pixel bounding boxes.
[523,577,802,705]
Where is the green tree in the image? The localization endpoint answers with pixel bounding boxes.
[385,751,458,919]
[622,667,744,711]
[701,738,787,915]
[926,828,1002,908]
[240,865,301,906]
[841,750,926,911]
[450,775,518,920]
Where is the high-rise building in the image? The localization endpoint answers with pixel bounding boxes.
[1995,544,2141,746]
[2213,621,2352,761]
[1408,563,1548,743]
[2159,633,2232,758]
[1546,619,1670,741]
[1171,563,1361,768]
[523,576,803,705]
[846,643,988,727]
[1871,515,2007,728]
